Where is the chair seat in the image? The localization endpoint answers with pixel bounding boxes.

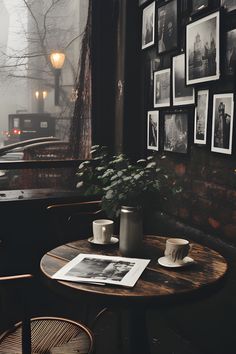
[0,317,94,354]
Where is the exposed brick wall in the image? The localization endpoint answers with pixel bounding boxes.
[157,146,236,245]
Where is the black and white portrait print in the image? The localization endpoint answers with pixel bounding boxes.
[158,0,177,54]
[186,11,220,84]
[173,54,195,106]
[142,2,155,49]
[211,93,234,154]
[194,90,209,144]
[164,113,188,154]
[147,111,159,151]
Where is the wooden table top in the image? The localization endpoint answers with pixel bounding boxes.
[40,235,228,304]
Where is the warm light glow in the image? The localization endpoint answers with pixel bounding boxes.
[42,91,48,99]
[50,51,65,69]
[35,90,48,100]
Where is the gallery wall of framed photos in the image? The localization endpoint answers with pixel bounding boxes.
[138,0,236,243]
[141,0,236,156]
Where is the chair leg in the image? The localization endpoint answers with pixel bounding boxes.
[21,312,31,354]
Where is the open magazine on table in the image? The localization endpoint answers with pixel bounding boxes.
[52,253,150,288]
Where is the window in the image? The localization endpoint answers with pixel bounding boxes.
[0,0,92,191]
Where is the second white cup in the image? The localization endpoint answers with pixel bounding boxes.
[92,219,114,244]
[164,238,190,263]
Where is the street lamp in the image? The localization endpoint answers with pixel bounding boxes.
[50,51,65,106]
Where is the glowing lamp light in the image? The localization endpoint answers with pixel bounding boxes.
[35,91,39,99]
[50,51,65,70]
[49,51,66,106]
[42,91,48,99]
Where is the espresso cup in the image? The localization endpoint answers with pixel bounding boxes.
[92,219,114,244]
[164,238,190,263]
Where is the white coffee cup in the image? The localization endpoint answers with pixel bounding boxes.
[92,219,114,244]
[164,238,190,263]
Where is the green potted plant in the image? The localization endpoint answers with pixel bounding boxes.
[76,145,181,255]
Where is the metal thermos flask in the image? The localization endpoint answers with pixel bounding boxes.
[119,206,143,257]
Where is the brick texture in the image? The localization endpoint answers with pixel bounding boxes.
[157,146,236,245]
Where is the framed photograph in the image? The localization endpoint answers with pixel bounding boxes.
[186,11,220,85]
[154,68,171,108]
[52,253,150,288]
[147,110,159,150]
[221,0,236,12]
[194,90,209,144]
[173,54,195,106]
[226,29,236,76]
[142,2,155,49]
[157,0,178,54]
[139,0,149,6]
[192,0,208,14]
[164,112,188,154]
[211,93,234,155]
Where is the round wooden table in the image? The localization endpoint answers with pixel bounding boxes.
[40,235,227,353]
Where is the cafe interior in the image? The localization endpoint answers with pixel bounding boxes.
[0,0,236,353]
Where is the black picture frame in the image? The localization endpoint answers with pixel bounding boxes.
[211,93,234,155]
[225,28,236,76]
[221,0,236,13]
[157,0,178,54]
[186,11,220,85]
[147,110,159,151]
[142,2,155,50]
[163,111,189,154]
[194,89,209,144]
[172,53,195,106]
[192,0,209,15]
[153,68,171,108]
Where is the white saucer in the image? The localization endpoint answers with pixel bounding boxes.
[158,256,194,268]
[88,236,119,246]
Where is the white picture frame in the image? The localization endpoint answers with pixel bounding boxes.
[173,53,195,106]
[147,110,159,151]
[194,90,209,144]
[154,68,171,108]
[142,2,155,50]
[211,93,234,155]
[186,11,220,85]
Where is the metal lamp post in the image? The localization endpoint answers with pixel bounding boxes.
[50,51,65,106]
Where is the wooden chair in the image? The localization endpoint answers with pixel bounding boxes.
[0,273,94,354]
[46,200,104,246]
